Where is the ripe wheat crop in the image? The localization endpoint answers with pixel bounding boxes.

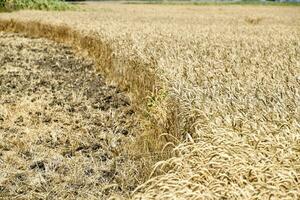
[0,3,299,199]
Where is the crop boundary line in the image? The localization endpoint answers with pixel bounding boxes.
[0,18,179,169]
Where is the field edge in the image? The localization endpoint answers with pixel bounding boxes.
[0,18,180,195]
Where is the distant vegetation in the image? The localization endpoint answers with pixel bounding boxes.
[0,0,71,11]
[125,0,300,5]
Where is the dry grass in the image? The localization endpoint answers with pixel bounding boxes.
[0,32,139,199]
[0,3,300,199]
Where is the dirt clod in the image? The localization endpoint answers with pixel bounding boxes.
[30,161,45,171]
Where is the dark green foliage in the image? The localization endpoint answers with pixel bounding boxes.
[0,0,5,7]
[0,0,71,11]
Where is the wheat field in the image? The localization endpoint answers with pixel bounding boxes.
[0,2,300,199]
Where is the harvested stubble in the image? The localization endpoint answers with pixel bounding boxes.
[0,32,138,199]
[0,3,300,199]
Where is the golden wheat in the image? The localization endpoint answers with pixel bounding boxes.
[0,3,299,199]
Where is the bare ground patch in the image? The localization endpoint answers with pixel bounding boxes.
[0,32,137,199]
